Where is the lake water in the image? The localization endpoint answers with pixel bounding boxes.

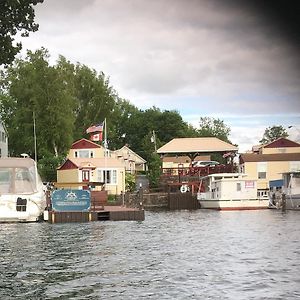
[0,209,299,299]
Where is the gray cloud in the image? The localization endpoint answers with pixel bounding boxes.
[19,0,300,150]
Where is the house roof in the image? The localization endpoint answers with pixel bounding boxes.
[263,137,300,148]
[70,138,103,149]
[157,137,238,154]
[240,153,300,163]
[114,145,147,163]
[58,157,125,170]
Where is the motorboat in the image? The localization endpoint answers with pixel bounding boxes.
[197,173,269,210]
[269,172,300,210]
[0,157,47,222]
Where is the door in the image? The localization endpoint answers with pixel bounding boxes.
[82,169,90,190]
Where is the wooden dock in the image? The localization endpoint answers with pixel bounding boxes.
[47,206,144,224]
[45,190,144,224]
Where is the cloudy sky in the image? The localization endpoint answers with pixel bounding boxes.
[19,0,300,152]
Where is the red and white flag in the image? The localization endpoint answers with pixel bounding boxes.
[90,132,103,142]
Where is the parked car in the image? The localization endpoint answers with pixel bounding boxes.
[191,160,220,168]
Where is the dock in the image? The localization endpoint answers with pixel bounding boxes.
[45,190,145,224]
[47,206,144,223]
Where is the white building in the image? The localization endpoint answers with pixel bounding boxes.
[0,121,8,158]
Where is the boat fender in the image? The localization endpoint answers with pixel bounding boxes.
[180,185,188,193]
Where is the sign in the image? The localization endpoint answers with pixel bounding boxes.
[245,181,255,189]
[51,189,91,212]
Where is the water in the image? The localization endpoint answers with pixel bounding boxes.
[0,210,299,299]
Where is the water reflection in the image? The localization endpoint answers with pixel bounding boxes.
[0,210,299,299]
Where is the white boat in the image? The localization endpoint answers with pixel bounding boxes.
[197,173,269,210]
[0,157,47,222]
[269,172,300,210]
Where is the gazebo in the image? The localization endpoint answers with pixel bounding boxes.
[157,137,238,161]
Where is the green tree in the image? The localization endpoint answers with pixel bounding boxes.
[0,0,44,65]
[198,117,231,143]
[259,125,288,144]
[1,48,76,157]
[73,64,117,140]
[147,153,162,188]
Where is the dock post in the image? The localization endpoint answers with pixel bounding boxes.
[281,193,286,211]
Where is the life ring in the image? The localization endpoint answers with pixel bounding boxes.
[180,185,188,193]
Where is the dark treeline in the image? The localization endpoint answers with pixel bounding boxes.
[0,48,232,183]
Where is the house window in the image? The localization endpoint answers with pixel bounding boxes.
[237,183,241,191]
[74,150,94,158]
[257,162,267,179]
[97,169,117,184]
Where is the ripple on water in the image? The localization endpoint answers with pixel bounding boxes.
[0,210,299,299]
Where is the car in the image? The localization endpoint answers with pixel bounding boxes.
[191,160,220,168]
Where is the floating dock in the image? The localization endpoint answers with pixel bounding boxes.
[46,206,144,224]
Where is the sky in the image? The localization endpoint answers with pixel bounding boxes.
[19,0,300,152]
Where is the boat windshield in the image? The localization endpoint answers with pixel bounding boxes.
[0,167,37,194]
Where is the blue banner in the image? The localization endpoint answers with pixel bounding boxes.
[51,190,91,212]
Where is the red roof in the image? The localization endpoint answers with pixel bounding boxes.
[70,138,102,149]
[263,137,300,148]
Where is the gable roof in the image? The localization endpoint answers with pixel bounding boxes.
[58,157,125,170]
[240,153,300,163]
[263,137,300,148]
[157,137,238,154]
[70,138,103,149]
[114,145,147,163]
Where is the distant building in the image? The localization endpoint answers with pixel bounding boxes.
[56,138,147,195]
[239,137,300,198]
[112,145,147,174]
[157,137,238,173]
[0,121,8,158]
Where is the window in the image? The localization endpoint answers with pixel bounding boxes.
[97,169,117,184]
[257,162,267,179]
[74,150,94,158]
[237,182,241,191]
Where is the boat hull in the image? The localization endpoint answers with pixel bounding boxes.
[0,194,46,222]
[199,199,269,210]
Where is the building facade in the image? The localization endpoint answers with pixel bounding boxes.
[0,121,8,158]
[239,138,300,197]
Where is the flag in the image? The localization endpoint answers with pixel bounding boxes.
[90,132,102,142]
[86,122,104,134]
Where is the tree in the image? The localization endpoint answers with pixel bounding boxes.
[0,0,44,65]
[259,125,288,144]
[1,48,76,157]
[198,117,231,143]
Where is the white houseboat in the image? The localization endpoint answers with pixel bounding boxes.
[197,173,269,210]
[0,157,46,222]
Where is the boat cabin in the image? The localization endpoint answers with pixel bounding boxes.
[198,173,258,201]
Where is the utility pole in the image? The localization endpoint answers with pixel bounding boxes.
[152,130,157,152]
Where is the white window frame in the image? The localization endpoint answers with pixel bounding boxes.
[97,169,117,185]
[74,150,94,158]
